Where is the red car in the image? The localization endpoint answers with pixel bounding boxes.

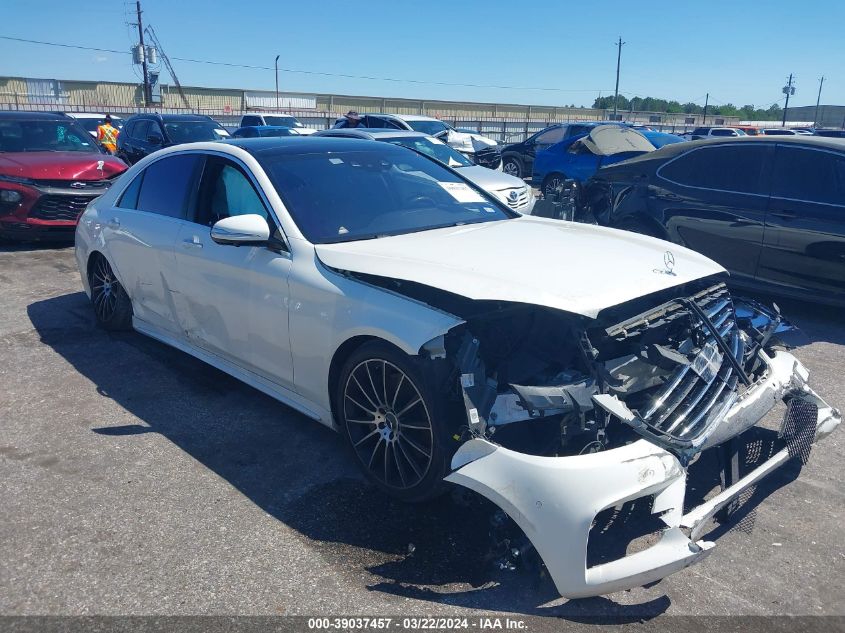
[0,112,127,241]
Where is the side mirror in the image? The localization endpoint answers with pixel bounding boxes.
[147,133,163,145]
[210,214,270,246]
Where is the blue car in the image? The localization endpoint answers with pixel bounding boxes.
[533,126,684,197]
[229,125,299,138]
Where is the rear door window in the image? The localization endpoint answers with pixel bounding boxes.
[658,145,770,195]
[241,115,262,126]
[117,172,144,209]
[771,146,845,205]
[136,154,203,218]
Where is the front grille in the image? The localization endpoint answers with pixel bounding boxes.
[29,194,93,221]
[501,187,531,210]
[474,147,502,169]
[34,179,114,190]
[626,284,745,445]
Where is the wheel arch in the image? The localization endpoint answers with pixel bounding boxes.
[612,212,669,240]
[328,335,406,423]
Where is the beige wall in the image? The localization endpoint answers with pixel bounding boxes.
[0,75,740,127]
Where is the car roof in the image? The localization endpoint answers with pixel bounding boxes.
[0,111,71,120]
[66,112,123,119]
[238,125,294,130]
[626,135,845,162]
[127,113,213,121]
[222,136,400,156]
[318,129,429,140]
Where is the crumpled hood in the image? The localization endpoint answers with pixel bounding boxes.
[443,130,498,153]
[315,216,726,319]
[583,125,656,156]
[457,165,526,191]
[0,152,127,181]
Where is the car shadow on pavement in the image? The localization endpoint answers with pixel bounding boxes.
[25,291,810,618]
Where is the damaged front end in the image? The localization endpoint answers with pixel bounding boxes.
[420,279,840,598]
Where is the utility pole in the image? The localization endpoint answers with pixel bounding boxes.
[782,73,795,127]
[275,54,280,111]
[613,37,624,119]
[136,1,150,106]
[702,93,709,125]
[813,76,825,128]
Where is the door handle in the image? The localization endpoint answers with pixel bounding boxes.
[107,217,120,229]
[770,210,799,220]
[181,238,203,249]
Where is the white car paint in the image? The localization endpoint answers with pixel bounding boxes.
[315,216,725,319]
[74,140,839,599]
[447,351,840,598]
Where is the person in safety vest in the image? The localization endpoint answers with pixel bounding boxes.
[97,115,119,154]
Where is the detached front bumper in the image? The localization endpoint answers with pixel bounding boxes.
[445,350,840,598]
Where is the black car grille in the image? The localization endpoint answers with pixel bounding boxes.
[474,147,502,169]
[618,284,746,445]
[29,195,93,221]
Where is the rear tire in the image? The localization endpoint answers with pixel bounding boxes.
[336,341,453,503]
[89,254,133,331]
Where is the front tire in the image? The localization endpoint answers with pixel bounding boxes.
[89,254,133,330]
[542,173,566,199]
[502,156,523,178]
[337,341,452,502]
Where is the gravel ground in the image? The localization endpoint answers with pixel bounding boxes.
[0,243,843,623]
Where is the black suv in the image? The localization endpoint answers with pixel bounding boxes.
[116,114,228,164]
[581,136,845,306]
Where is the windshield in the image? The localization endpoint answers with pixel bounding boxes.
[77,117,125,132]
[405,120,450,136]
[163,121,229,143]
[259,127,297,137]
[263,115,305,128]
[386,136,473,168]
[263,146,512,244]
[0,119,102,153]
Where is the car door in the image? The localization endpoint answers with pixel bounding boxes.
[758,143,845,300]
[652,143,773,284]
[525,126,568,174]
[103,153,204,334]
[127,119,151,164]
[172,154,294,387]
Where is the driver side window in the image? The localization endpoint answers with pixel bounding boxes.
[193,157,271,227]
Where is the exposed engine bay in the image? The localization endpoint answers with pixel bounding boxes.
[356,272,795,463]
[340,268,840,598]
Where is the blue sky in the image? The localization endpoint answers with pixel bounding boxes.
[0,0,843,109]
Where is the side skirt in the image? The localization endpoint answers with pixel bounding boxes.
[132,316,335,429]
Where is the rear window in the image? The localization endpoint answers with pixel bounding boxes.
[135,154,203,218]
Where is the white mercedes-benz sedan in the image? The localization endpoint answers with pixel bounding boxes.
[75,137,839,599]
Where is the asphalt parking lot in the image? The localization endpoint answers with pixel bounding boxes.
[1,242,843,622]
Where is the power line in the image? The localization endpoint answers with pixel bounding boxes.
[0,35,613,93]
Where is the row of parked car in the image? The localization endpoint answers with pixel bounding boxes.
[1,109,843,306]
